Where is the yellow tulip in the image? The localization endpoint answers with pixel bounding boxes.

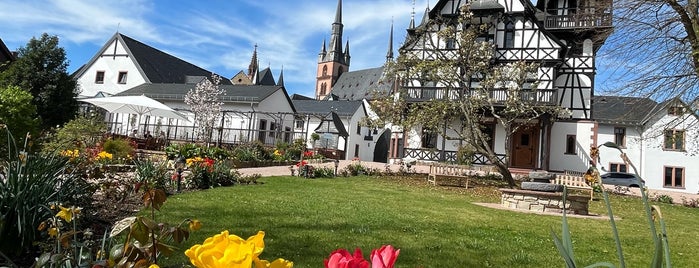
[185,230,266,268]
[148,265,160,268]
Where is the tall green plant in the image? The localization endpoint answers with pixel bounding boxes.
[552,142,672,267]
[0,137,92,258]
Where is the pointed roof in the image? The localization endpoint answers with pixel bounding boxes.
[293,99,363,118]
[327,67,393,101]
[74,33,230,84]
[277,67,284,87]
[248,44,258,77]
[257,67,276,86]
[334,0,343,25]
[386,23,394,61]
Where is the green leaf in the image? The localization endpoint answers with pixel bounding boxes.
[130,217,150,244]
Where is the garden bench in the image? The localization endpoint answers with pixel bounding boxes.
[427,163,471,188]
[552,174,593,200]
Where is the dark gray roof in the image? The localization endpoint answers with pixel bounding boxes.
[292,99,363,117]
[327,66,392,101]
[257,67,276,85]
[74,33,230,85]
[592,96,659,125]
[291,94,314,100]
[117,83,283,103]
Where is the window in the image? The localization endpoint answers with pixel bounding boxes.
[445,38,456,49]
[663,129,685,151]
[565,135,576,154]
[118,71,128,84]
[320,83,327,95]
[95,71,105,84]
[668,106,685,116]
[482,124,495,150]
[354,144,360,158]
[614,127,626,147]
[356,125,361,135]
[322,65,328,76]
[609,163,627,173]
[421,127,437,148]
[504,20,515,48]
[664,166,684,188]
[295,120,304,129]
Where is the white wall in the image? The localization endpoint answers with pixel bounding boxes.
[549,121,595,172]
[77,39,147,97]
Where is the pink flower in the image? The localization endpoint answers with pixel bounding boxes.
[370,245,400,268]
[324,248,369,268]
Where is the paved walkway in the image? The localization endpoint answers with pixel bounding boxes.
[238,160,699,204]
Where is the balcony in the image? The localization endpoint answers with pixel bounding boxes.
[403,87,558,105]
[542,8,613,30]
[403,148,506,165]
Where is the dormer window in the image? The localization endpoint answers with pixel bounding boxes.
[95,71,105,84]
[668,106,685,116]
[118,71,128,84]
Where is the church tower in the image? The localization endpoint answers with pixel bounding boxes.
[315,0,350,100]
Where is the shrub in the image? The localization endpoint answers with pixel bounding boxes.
[231,142,270,162]
[211,161,239,187]
[102,138,135,161]
[681,197,699,208]
[654,194,674,204]
[165,143,202,160]
[313,167,336,178]
[134,159,170,192]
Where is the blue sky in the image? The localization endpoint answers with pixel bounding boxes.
[0,0,426,97]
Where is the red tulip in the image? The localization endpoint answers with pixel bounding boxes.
[371,245,400,268]
[324,248,369,268]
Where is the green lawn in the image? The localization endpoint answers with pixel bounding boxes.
[153,176,699,267]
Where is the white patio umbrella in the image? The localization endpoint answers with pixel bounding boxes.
[80,95,190,133]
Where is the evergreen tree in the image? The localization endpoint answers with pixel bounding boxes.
[0,33,78,129]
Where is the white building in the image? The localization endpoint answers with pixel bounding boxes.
[595,96,699,194]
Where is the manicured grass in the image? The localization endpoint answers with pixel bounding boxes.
[153,176,699,267]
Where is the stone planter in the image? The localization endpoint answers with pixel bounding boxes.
[500,188,590,215]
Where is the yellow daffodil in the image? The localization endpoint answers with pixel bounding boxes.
[185,230,265,268]
[189,219,202,231]
[148,265,160,268]
[48,227,58,238]
[55,206,81,223]
[95,151,113,160]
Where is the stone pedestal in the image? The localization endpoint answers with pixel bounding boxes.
[500,188,589,215]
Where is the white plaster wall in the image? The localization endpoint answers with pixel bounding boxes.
[77,40,147,97]
[596,124,643,175]
[639,113,699,193]
[549,121,595,172]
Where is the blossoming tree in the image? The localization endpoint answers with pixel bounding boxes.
[185,74,224,144]
[371,5,563,187]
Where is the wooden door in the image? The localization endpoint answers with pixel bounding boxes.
[512,127,539,168]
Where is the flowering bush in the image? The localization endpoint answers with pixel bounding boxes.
[187,157,216,189]
[324,245,400,268]
[185,230,293,268]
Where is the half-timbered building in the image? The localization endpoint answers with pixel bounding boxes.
[395,0,612,171]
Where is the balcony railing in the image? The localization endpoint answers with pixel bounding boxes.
[403,87,558,105]
[543,8,613,29]
[403,148,506,165]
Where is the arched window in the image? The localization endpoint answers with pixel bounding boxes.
[322,65,328,76]
[320,83,327,95]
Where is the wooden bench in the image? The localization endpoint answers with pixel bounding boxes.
[428,163,471,188]
[552,174,593,200]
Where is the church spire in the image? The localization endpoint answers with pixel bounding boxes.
[386,22,394,61]
[344,40,350,65]
[247,44,258,78]
[328,0,345,63]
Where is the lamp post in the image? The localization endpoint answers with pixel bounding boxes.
[175,156,186,192]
